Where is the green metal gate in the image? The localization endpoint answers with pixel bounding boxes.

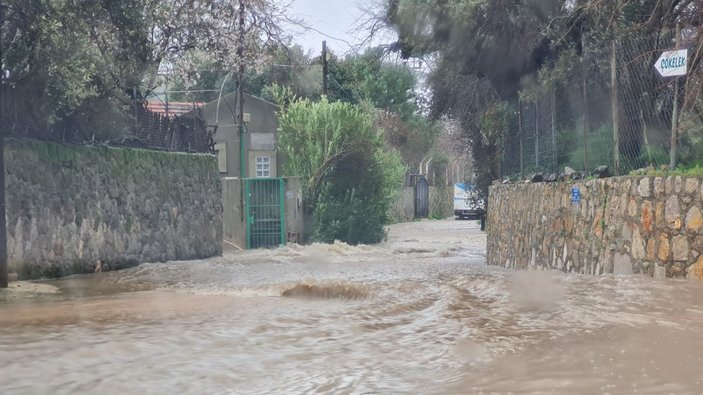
[244,178,286,248]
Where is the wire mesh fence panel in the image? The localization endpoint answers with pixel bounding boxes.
[616,31,677,172]
[1,86,214,154]
[502,29,700,179]
[126,103,214,153]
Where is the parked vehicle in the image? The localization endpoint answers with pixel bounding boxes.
[453,183,485,220]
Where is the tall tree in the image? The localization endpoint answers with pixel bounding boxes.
[374,0,702,190]
[2,0,152,140]
[142,0,294,89]
[1,0,293,140]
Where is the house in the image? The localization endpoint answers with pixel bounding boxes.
[146,101,204,118]
[196,92,280,179]
[187,91,304,249]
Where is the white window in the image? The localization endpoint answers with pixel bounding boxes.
[255,156,271,178]
[214,143,227,173]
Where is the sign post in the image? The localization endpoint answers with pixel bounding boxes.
[654,31,687,169]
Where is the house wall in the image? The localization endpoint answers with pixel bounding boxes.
[213,125,239,177]
[6,139,222,279]
[389,188,415,223]
[248,150,277,178]
[199,93,279,178]
[243,98,278,137]
[284,177,305,244]
[487,177,703,279]
[222,177,246,249]
[430,187,454,219]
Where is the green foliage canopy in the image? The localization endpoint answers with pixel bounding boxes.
[379,0,702,190]
[2,0,150,139]
[277,98,406,244]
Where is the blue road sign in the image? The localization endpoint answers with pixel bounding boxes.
[571,187,580,204]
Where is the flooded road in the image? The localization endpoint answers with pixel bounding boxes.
[2,219,703,394]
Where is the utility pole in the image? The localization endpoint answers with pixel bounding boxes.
[669,22,681,169]
[164,90,170,119]
[322,40,328,97]
[238,0,246,178]
[0,2,8,288]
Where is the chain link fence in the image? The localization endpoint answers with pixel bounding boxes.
[1,86,214,154]
[503,29,701,178]
[128,95,214,153]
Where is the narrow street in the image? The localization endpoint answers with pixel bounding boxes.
[2,219,703,394]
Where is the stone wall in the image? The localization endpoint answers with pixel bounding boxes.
[6,139,222,279]
[389,186,454,223]
[222,178,245,249]
[389,188,414,223]
[487,176,703,278]
[429,187,454,219]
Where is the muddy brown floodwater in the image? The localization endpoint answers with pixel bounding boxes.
[2,219,703,394]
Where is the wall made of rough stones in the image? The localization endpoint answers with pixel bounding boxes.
[429,187,454,219]
[6,139,222,279]
[487,176,703,279]
[389,188,414,223]
[388,186,454,223]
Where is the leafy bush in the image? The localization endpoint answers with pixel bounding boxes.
[278,98,406,244]
[565,124,615,171]
[678,110,703,168]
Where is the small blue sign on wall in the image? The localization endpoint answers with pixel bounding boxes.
[571,187,581,204]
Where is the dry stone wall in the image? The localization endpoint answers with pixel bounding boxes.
[389,186,455,223]
[487,176,703,278]
[6,139,222,279]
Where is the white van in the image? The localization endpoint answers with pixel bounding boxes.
[453,183,484,220]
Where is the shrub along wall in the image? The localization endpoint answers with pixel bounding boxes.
[6,139,222,279]
[487,176,703,279]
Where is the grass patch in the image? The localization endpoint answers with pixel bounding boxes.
[629,164,703,177]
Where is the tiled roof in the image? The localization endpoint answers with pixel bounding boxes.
[146,101,204,118]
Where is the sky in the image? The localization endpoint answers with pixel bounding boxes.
[285,0,432,99]
[287,0,376,55]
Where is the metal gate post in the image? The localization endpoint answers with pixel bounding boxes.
[245,179,251,249]
[279,179,286,246]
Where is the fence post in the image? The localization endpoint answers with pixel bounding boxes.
[164,90,170,119]
[535,100,540,170]
[0,127,5,288]
[669,22,681,169]
[551,88,557,173]
[132,86,139,134]
[238,0,247,178]
[640,97,653,166]
[670,81,680,169]
[0,102,5,288]
[0,1,7,288]
[518,99,524,179]
[611,40,620,174]
[581,32,590,172]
